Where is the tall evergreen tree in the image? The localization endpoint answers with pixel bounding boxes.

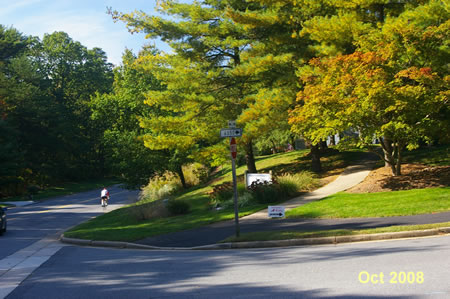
[111,0,269,173]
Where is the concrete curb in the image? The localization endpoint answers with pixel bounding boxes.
[60,227,450,251]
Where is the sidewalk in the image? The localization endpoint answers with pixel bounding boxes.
[243,164,372,220]
[134,162,449,248]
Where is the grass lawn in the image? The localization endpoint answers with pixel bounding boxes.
[402,144,449,166]
[222,222,450,243]
[286,187,450,219]
[65,149,363,241]
[64,145,449,242]
[64,197,267,241]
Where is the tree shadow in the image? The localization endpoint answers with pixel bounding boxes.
[7,245,435,298]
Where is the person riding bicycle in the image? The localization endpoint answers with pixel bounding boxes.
[101,187,110,207]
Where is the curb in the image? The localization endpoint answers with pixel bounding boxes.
[60,227,450,250]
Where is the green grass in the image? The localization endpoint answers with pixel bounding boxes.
[64,145,449,242]
[66,149,349,241]
[287,187,450,219]
[222,222,450,243]
[0,178,120,203]
[402,144,450,166]
[64,184,268,241]
[211,148,369,185]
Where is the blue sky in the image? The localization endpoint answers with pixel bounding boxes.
[0,0,169,66]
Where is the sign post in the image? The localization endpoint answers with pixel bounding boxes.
[230,138,240,237]
[221,121,241,237]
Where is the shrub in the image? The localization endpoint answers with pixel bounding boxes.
[220,191,255,209]
[209,182,249,208]
[182,163,211,186]
[209,182,234,202]
[248,180,281,204]
[167,199,190,215]
[27,185,41,195]
[130,200,169,221]
[246,172,320,204]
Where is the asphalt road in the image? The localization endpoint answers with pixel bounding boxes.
[6,235,450,298]
[0,185,138,298]
[0,185,138,260]
[2,181,450,298]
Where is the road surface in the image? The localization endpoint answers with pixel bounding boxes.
[0,185,138,298]
[6,235,450,298]
[1,185,450,298]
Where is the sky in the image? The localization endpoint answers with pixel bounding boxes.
[0,0,169,66]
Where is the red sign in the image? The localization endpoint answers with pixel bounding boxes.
[230,137,237,159]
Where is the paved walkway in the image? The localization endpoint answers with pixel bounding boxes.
[243,164,372,220]
[135,162,450,248]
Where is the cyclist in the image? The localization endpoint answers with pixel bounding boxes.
[101,187,110,207]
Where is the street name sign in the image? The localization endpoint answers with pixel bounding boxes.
[220,128,243,138]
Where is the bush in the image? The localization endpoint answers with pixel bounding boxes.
[209,182,234,202]
[139,163,211,203]
[167,199,190,215]
[27,185,41,195]
[209,182,249,208]
[220,191,255,209]
[130,200,169,221]
[182,163,211,186]
[248,180,281,204]
[247,172,319,204]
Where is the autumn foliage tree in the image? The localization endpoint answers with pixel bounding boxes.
[290,0,449,176]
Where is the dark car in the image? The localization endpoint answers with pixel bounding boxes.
[0,207,7,235]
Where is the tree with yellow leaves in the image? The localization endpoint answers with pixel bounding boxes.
[290,0,449,175]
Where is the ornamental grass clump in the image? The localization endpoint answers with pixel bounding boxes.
[130,200,169,221]
[209,182,251,209]
[139,172,182,202]
[276,172,320,196]
[219,191,254,209]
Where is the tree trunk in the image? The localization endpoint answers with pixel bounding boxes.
[381,137,394,168]
[395,143,403,176]
[244,140,257,173]
[319,140,328,152]
[176,164,187,189]
[310,143,322,173]
[380,137,402,176]
[329,135,336,146]
[271,140,277,154]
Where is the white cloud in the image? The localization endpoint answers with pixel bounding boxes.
[3,7,146,65]
[0,0,44,18]
[1,0,168,65]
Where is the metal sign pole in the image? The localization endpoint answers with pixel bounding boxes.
[230,137,240,237]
